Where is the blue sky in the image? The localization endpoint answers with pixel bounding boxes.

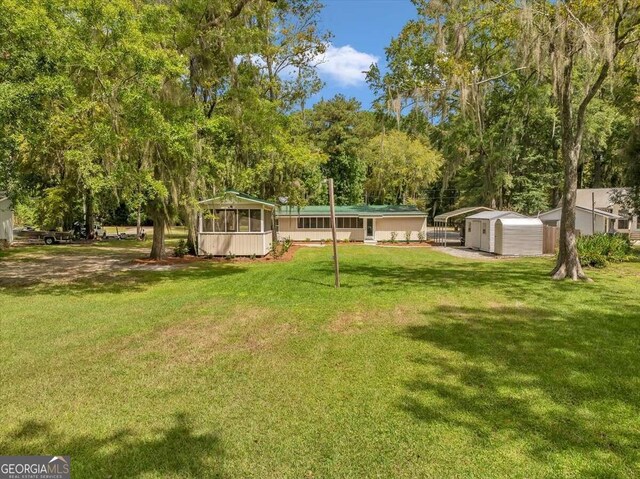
[308,0,417,109]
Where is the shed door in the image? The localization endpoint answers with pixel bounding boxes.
[468,221,481,249]
[480,220,490,252]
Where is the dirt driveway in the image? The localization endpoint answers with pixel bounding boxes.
[0,244,185,288]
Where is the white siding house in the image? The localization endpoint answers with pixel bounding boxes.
[198,191,275,256]
[0,195,13,244]
[537,205,620,235]
[276,205,427,244]
[576,188,640,235]
[495,218,543,256]
[464,211,524,253]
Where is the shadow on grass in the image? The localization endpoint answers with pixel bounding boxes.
[306,255,576,296]
[398,304,640,473]
[1,413,223,478]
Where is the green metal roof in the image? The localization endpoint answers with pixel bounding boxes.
[199,190,276,208]
[276,204,426,217]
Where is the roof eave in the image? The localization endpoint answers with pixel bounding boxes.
[199,191,275,208]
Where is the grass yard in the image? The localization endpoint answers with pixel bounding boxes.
[1,243,639,478]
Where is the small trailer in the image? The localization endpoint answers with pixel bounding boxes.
[14,228,74,245]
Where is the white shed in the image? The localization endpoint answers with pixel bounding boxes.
[0,195,13,244]
[495,218,543,256]
[464,211,524,253]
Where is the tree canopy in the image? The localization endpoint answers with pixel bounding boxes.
[1,0,638,274]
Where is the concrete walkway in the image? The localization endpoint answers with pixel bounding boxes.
[435,247,500,260]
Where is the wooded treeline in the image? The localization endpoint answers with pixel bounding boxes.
[1,0,639,273]
[369,0,640,279]
[0,0,442,258]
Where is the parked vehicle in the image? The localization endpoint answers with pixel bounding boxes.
[72,222,104,240]
[14,227,73,245]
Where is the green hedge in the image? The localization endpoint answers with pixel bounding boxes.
[577,233,631,268]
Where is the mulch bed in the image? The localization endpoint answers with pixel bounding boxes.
[131,244,302,266]
[377,242,432,247]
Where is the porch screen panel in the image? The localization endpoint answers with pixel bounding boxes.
[238,209,250,232]
[214,209,225,232]
[203,213,214,232]
[264,211,272,231]
[225,210,237,232]
[250,210,261,232]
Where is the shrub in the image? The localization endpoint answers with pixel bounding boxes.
[417,231,426,243]
[404,231,411,243]
[173,239,188,258]
[576,233,631,268]
[271,238,292,258]
[390,231,397,243]
[225,251,236,260]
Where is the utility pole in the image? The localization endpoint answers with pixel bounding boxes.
[328,178,340,288]
[592,192,596,235]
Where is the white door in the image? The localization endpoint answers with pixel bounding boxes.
[365,218,375,239]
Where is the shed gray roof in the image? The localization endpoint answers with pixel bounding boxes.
[466,210,524,220]
[497,217,543,226]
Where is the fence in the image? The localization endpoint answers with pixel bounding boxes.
[542,225,558,254]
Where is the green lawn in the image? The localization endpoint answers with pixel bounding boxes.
[1,245,639,478]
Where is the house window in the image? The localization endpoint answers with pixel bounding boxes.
[336,217,362,229]
[618,218,629,230]
[250,210,262,232]
[296,216,335,229]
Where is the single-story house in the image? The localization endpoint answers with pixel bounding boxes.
[197,191,428,256]
[276,205,427,243]
[576,188,640,234]
[464,210,524,253]
[198,191,275,256]
[495,218,543,256]
[0,194,13,244]
[538,205,620,235]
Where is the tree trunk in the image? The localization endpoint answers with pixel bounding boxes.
[84,189,94,240]
[136,205,141,239]
[186,213,197,256]
[551,143,589,281]
[150,213,166,260]
[592,151,605,187]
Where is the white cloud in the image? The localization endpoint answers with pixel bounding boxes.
[237,44,378,88]
[315,44,378,87]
